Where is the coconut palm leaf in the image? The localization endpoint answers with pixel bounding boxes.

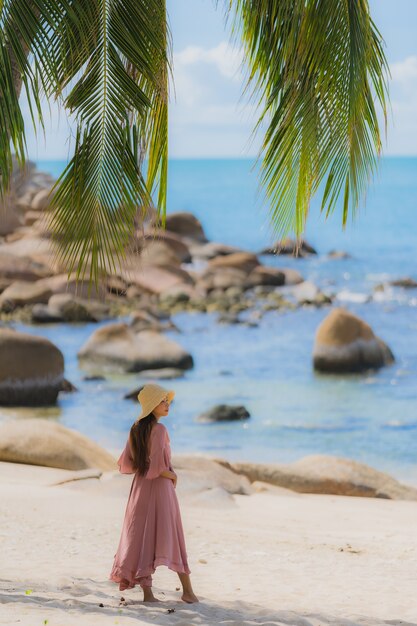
[37,0,170,284]
[0,0,45,192]
[228,0,389,238]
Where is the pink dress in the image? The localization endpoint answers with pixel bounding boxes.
[109,422,191,590]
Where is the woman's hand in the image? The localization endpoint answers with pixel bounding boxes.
[171,471,177,489]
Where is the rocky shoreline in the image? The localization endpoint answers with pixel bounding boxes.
[0,162,408,406]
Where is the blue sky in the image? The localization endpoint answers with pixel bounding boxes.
[24,0,417,159]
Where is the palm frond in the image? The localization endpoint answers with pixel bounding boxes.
[35,0,170,286]
[0,0,44,192]
[228,0,389,237]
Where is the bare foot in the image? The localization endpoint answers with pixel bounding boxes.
[143,590,161,603]
[181,591,199,603]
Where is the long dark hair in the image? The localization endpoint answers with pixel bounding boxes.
[129,413,157,475]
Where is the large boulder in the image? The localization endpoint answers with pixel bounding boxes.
[197,405,250,423]
[198,267,248,292]
[0,418,116,470]
[120,264,194,295]
[36,274,106,300]
[0,280,52,310]
[0,252,51,283]
[0,329,64,405]
[139,240,183,267]
[144,229,191,263]
[313,308,394,373]
[221,455,417,500]
[246,266,285,288]
[163,212,207,242]
[32,293,109,323]
[78,323,193,372]
[208,252,260,274]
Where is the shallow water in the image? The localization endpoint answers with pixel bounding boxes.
[1,158,416,484]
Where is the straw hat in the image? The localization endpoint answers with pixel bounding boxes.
[136,383,175,421]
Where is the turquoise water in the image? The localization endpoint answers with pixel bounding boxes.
[3,158,417,484]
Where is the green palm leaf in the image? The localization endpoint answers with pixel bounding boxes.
[40,0,169,285]
[228,0,389,238]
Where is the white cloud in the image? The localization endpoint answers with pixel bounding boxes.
[390,55,417,83]
[174,42,244,81]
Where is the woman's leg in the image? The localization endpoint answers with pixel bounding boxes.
[139,575,159,602]
[177,572,199,603]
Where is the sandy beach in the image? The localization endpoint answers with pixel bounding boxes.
[1,457,416,626]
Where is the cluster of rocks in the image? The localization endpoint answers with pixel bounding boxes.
[0,164,400,408]
[1,418,416,501]
[0,161,336,328]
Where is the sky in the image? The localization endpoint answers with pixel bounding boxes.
[22,0,417,160]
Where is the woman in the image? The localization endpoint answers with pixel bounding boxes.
[109,383,199,604]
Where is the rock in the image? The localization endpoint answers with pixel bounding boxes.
[199,267,248,292]
[208,252,260,274]
[246,266,285,288]
[281,268,304,285]
[0,418,116,470]
[162,212,207,242]
[130,309,178,333]
[144,229,191,263]
[59,379,78,393]
[0,204,22,236]
[30,188,53,211]
[120,265,193,295]
[0,252,51,282]
[222,455,417,500]
[105,275,128,296]
[313,308,394,373]
[261,238,317,256]
[172,454,253,496]
[32,294,109,323]
[0,329,64,405]
[140,240,183,267]
[188,242,243,261]
[293,281,332,306]
[24,210,43,227]
[31,304,64,323]
[197,404,251,423]
[0,280,52,311]
[78,324,193,373]
[36,274,106,300]
[327,250,351,260]
[389,277,417,289]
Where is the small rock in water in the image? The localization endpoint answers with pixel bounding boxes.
[389,277,417,289]
[197,404,250,423]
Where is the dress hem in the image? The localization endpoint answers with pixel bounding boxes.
[109,558,191,590]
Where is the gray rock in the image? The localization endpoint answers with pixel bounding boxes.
[0,328,64,405]
[197,404,251,423]
[162,211,207,242]
[78,324,193,373]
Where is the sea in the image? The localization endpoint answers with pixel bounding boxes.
[3,157,417,485]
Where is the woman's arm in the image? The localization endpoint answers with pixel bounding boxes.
[145,425,175,482]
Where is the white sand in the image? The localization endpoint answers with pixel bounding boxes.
[1,460,416,626]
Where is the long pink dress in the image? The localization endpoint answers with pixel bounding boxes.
[109,422,191,590]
